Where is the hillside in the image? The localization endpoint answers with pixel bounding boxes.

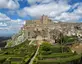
[3,16,82,64]
[0,37,11,48]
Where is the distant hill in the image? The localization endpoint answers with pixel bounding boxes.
[0,37,11,47]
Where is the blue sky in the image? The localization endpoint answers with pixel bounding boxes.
[0,0,82,36]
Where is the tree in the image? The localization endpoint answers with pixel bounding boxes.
[41,42,52,52]
[59,32,64,53]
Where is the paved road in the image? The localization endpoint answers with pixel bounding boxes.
[29,46,39,64]
[29,39,35,45]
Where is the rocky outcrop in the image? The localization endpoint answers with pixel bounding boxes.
[6,30,26,47]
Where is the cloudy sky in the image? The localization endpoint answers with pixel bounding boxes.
[0,0,82,36]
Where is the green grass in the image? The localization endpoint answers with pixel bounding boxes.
[37,55,81,64]
[34,42,82,64]
[39,52,74,58]
[0,39,37,64]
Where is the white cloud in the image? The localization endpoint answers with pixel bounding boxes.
[9,19,24,31]
[28,0,37,4]
[27,0,69,5]
[71,3,79,9]
[0,22,7,26]
[0,0,19,9]
[0,27,9,30]
[74,3,82,15]
[55,12,81,22]
[0,13,10,21]
[17,0,82,22]
[27,0,55,4]
[18,1,70,19]
[54,3,82,22]
[0,13,24,31]
[11,19,25,26]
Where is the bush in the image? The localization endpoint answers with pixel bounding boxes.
[40,42,52,52]
[39,45,71,55]
[39,52,74,59]
[37,55,81,64]
[0,58,6,64]
[3,60,11,64]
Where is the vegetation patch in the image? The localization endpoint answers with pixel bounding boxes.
[33,42,82,64]
[0,39,37,64]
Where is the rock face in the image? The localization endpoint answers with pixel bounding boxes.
[12,32,25,46]
[6,30,26,47]
[6,15,82,47]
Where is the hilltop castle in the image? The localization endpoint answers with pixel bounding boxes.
[22,15,82,41]
[10,15,82,46]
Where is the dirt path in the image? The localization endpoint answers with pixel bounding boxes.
[29,46,39,64]
[29,39,35,45]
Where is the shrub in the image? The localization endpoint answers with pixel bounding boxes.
[37,55,81,64]
[39,52,74,59]
[40,42,52,52]
[0,58,6,64]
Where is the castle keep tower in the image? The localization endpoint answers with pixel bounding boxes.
[41,15,50,24]
[23,15,53,40]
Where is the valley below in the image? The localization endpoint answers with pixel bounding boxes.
[0,37,11,48]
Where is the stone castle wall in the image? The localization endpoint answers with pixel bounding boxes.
[22,15,82,41]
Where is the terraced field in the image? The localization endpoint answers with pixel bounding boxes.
[0,39,37,64]
[33,42,82,64]
[0,40,82,64]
